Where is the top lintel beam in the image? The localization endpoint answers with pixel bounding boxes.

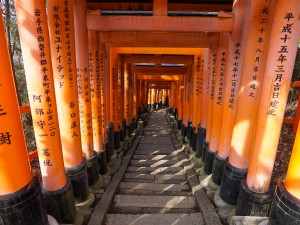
[87,13,233,32]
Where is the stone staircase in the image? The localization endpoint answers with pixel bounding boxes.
[104,109,204,225]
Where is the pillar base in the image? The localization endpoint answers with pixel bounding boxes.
[177,119,182,130]
[107,123,114,157]
[269,176,300,225]
[202,140,209,162]
[181,123,187,137]
[120,128,124,142]
[196,126,206,158]
[104,141,111,163]
[204,148,215,175]
[97,149,107,175]
[212,154,226,185]
[236,179,273,216]
[0,176,48,225]
[126,125,131,138]
[42,180,76,224]
[220,160,247,205]
[114,130,121,149]
[86,153,100,186]
[187,121,192,140]
[189,125,194,148]
[65,159,89,203]
[192,130,197,151]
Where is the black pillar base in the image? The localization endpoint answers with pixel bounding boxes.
[104,141,110,163]
[177,120,182,130]
[130,122,134,135]
[192,131,197,151]
[204,147,215,175]
[0,176,48,225]
[181,123,187,137]
[196,126,206,158]
[211,154,226,185]
[236,179,273,216]
[122,119,127,138]
[65,159,89,203]
[269,176,300,225]
[120,128,124,142]
[187,121,192,140]
[131,117,136,131]
[220,160,248,205]
[97,149,107,175]
[126,125,131,138]
[202,140,208,162]
[114,130,121,149]
[189,126,194,148]
[107,123,114,157]
[86,153,100,186]
[42,180,76,224]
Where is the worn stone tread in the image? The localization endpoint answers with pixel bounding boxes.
[105,213,204,225]
[132,154,178,160]
[118,182,189,192]
[126,166,184,174]
[130,159,182,167]
[113,195,196,209]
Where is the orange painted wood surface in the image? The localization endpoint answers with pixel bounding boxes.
[246,0,300,193]
[0,9,32,195]
[15,0,67,191]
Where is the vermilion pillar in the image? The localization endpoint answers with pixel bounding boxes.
[110,49,120,150]
[177,76,184,130]
[0,9,48,224]
[48,0,90,202]
[88,30,108,175]
[98,42,110,167]
[220,0,273,206]
[181,75,189,137]
[15,0,76,222]
[119,56,125,142]
[243,1,300,220]
[187,68,193,142]
[202,48,217,162]
[204,33,229,175]
[196,49,209,158]
[73,0,99,187]
[212,1,250,188]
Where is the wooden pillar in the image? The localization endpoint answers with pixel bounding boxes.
[15,0,77,222]
[205,33,230,175]
[178,76,184,128]
[88,30,103,153]
[0,8,48,223]
[119,56,125,139]
[244,0,300,220]
[124,63,130,125]
[99,43,107,142]
[247,0,300,194]
[212,0,250,186]
[203,48,218,162]
[15,0,66,192]
[48,0,90,201]
[220,1,274,207]
[73,0,94,158]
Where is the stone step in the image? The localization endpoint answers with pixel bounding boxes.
[117,189,191,196]
[130,159,182,167]
[111,195,197,214]
[132,154,178,160]
[118,182,189,192]
[105,213,204,225]
[126,166,184,174]
[135,149,176,155]
[124,173,186,181]
[122,178,188,185]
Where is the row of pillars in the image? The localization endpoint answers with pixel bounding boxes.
[173,1,300,224]
[0,0,147,224]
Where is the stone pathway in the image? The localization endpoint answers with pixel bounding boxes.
[104,109,204,225]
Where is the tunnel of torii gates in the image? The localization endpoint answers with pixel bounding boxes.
[0,0,300,224]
